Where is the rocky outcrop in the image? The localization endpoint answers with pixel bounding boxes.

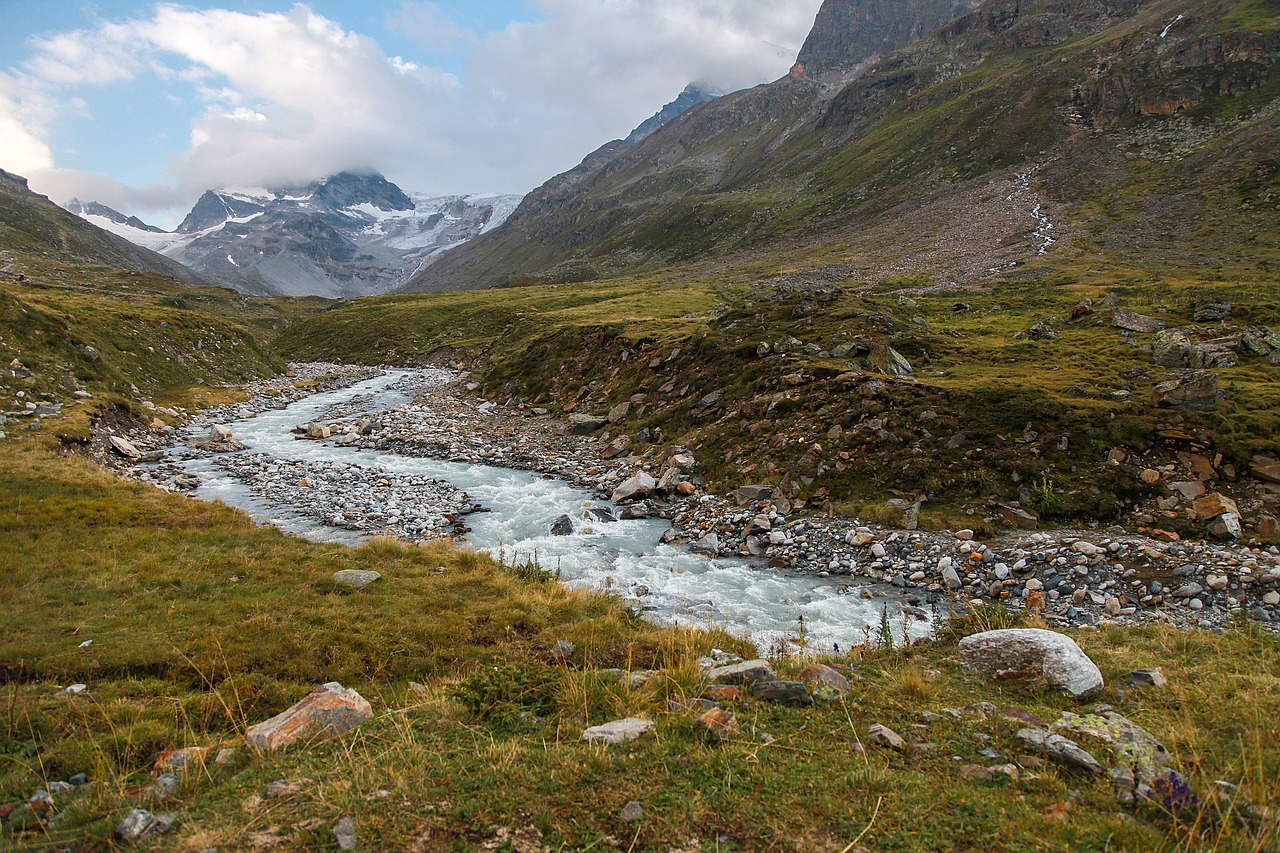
[795,0,982,78]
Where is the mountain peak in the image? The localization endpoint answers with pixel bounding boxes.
[795,0,981,78]
[64,198,166,234]
[624,84,723,145]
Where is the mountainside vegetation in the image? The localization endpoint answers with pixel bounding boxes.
[407,0,1279,292]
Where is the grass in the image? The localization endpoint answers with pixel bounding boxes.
[3,463,1278,852]
[277,261,1280,530]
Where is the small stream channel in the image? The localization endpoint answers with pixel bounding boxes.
[174,371,934,653]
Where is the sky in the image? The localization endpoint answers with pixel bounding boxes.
[0,0,823,228]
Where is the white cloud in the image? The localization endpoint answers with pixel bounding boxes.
[0,74,55,175]
[8,0,823,221]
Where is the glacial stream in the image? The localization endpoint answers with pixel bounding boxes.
[178,371,932,653]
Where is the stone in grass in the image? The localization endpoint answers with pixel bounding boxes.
[750,680,813,707]
[1015,728,1105,777]
[706,659,777,686]
[1052,709,1175,802]
[800,664,850,702]
[115,809,177,843]
[332,570,381,590]
[332,815,359,851]
[693,708,740,741]
[868,724,906,752]
[958,628,1104,699]
[245,683,372,753]
[620,801,645,822]
[149,774,181,801]
[1130,668,1168,689]
[581,717,654,745]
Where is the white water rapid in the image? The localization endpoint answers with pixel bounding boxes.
[179,371,934,653]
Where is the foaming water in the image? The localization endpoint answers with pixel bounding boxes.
[181,371,933,652]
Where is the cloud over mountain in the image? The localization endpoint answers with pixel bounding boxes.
[2,1,821,226]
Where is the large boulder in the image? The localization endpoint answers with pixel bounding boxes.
[958,628,1104,699]
[706,659,777,686]
[611,471,656,503]
[245,682,372,753]
[1112,307,1166,333]
[568,414,608,435]
[1151,369,1221,411]
[1150,329,1191,367]
[868,342,912,376]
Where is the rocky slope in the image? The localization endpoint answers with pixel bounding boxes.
[405,0,1279,291]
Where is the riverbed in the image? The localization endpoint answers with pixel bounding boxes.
[166,368,933,654]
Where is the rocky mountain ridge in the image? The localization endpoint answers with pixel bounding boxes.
[66,172,522,299]
[405,0,1279,292]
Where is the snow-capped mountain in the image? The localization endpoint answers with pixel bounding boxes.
[65,172,522,298]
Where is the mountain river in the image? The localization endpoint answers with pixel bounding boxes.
[174,370,934,653]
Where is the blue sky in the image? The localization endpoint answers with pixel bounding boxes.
[0,1,822,226]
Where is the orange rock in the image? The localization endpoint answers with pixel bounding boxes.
[693,707,740,741]
[244,682,372,753]
[702,685,743,703]
[1151,529,1180,543]
[1140,469,1162,485]
[1192,493,1239,522]
[800,663,850,700]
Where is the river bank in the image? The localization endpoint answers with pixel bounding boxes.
[94,363,1280,637]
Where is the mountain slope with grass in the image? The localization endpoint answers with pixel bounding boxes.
[406,0,1279,291]
[0,171,211,288]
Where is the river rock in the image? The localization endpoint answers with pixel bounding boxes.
[688,531,719,556]
[109,436,142,459]
[306,422,331,440]
[611,472,656,503]
[958,629,1104,699]
[581,717,654,744]
[549,514,574,536]
[1152,369,1221,411]
[245,682,372,753]
[332,570,381,590]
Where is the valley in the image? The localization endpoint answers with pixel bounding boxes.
[1,0,1279,849]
